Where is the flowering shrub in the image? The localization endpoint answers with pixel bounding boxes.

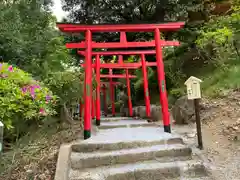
[0,63,57,133]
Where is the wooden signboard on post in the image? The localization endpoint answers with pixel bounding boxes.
[184,76,202,100]
[184,76,203,150]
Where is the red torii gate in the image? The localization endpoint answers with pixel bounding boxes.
[79,69,136,121]
[100,69,136,117]
[80,49,177,123]
[81,54,155,119]
[80,51,155,119]
[57,22,185,139]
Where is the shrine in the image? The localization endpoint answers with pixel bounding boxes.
[57,22,185,139]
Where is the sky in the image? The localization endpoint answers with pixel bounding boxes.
[51,0,66,21]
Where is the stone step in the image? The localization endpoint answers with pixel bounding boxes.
[72,137,183,152]
[99,120,157,129]
[72,128,183,152]
[101,117,134,122]
[69,160,208,180]
[179,177,213,180]
[71,144,192,169]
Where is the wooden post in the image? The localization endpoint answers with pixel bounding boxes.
[185,76,203,150]
[194,99,203,149]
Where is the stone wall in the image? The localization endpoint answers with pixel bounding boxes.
[122,95,201,124]
[131,105,163,122]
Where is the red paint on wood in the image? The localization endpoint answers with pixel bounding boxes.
[83,30,92,137]
[67,40,180,49]
[141,54,151,118]
[57,22,185,32]
[101,85,108,116]
[80,62,157,69]
[120,31,127,43]
[118,55,123,64]
[91,90,95,119]
[154,28,170,129]
[78,50,156,55]
[95,55,101,123]
[101,82,121,86]
[109,69,115,116]
[100,74,137,78]
[126,69,133,117]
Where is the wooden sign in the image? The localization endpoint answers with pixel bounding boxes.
[184,76,202,100]
[184,76,203,150]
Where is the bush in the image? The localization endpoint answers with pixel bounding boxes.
[43,69,84,122]
[114,101,121,112]
[195,6,240,67]
[0,63,57,140]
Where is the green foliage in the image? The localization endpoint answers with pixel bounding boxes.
[169,88,185,99]
[114,101,121,113]
[195,6,240,67]
[0,0,64,78]
[0,63,56,139]
[0,0,82,117]
[44,70,83,106]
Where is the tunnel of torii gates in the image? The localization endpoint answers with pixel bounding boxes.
[57,22,185,139]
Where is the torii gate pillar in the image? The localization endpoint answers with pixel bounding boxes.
[95,55,101,126]
[126,69,133,117]
[102,85,108,117]
[109,69,116,117]
[155,29,171,133]
[83,30,92,139]
[141,54,151,118]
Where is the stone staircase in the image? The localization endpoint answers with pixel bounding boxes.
[55,117,213,180]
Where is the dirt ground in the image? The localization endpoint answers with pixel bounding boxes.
[173,91,240,180]
[0,121,83,180]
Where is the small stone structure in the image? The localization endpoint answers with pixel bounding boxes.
[132,105,162,121]
[171,96,196,124]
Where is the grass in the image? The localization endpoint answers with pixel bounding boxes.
[200,60,240,97]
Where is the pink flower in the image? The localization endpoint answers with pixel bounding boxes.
[21,87,28,93]
[39,108,46,115]
[8,65,13,72]
[32,85,40,89]
[21,85,41,99]
[46,95,51,101]
[30,93,35,99]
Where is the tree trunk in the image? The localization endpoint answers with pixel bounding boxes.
[60,103,75,124]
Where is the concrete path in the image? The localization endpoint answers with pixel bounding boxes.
[55,117,214,180]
